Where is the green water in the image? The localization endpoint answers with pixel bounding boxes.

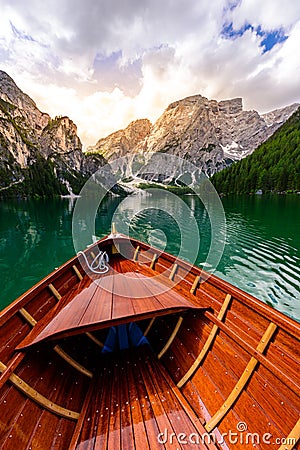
[0,194,299,320]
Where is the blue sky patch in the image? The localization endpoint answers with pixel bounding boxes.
[222,21,253,38]
[222,22,288,53]
[257,27,288,52]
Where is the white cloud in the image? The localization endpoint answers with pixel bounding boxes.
[230,0,300,30]
[0,0,299,147]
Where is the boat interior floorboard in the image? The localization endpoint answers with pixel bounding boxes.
[75,345,217,450]
[1,235,299,449]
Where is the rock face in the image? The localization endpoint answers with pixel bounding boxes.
[0,70,92,196]
[89,119,151,161]
[90,94,299,178]
[262,103,300,128]
[1,69,298,195]
[39,116,82,169]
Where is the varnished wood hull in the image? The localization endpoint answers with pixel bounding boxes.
[0,234,299,449]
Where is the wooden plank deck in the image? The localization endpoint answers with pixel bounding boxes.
[74,345,218,449]
[18,257,205,349]
[0,345,89,449]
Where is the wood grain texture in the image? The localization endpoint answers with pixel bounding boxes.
[0,361,79,420]
[17,257,204,348]
[177,294,231,388]
[0,233,299,450]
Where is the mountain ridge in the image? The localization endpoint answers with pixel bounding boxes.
[0,70,106,196]
[88,94,299,177]
[0,69,299,196]
[211,107,300,194]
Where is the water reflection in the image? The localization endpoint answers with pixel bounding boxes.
[0,194,299,321]
[0,198,75,308]
[215,195,300,319]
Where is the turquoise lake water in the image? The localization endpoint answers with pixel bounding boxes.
[0,194,299,320]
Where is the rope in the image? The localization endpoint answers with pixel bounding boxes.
[77,250,109,274]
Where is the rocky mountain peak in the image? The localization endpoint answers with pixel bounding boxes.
[218,97,243,115]
[167,94,207,110]
[39,115,82,171]
[124,119,152,142]
[262,103,300,127]
[0,71,88,195]
[1,70,299,196]
[0,71,50,143]
[0,70,34,107]
[88,118,151,160]
[89,94,299,178]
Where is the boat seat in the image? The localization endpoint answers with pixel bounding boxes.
[113,254,213,309]
[17,268,205,349]
[74,345,218,449]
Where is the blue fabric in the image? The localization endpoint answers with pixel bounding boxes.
[118,324,129,350]
[101,322,149,353]
[128,322,149,347]
[102,326,117,353]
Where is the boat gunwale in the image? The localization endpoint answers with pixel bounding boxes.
[0,236,112,324]
[112,234,300,336]
[1,233,299,340]
[0,235,299,450]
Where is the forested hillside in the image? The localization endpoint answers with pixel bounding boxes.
[211,107,300,194]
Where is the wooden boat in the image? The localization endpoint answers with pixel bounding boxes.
[0,228,299,449]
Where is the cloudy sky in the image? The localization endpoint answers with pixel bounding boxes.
[1,0,300,148]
